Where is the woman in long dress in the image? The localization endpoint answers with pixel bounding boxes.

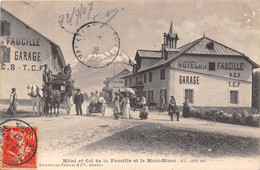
[121,93,132,119]
[113,94,121,119]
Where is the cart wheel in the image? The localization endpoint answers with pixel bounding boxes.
[101,107,105,116]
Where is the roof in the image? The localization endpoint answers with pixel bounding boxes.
[1,7,66,67]
[103,69,130,84]
[124,36,260,77]
[184,36,245,56]
[135,50,162,59]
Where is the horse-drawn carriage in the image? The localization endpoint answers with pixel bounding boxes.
[42,72,74,116]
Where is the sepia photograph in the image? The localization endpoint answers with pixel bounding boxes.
[0,0,260,169]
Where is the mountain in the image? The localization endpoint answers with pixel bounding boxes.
[71,48,133,94]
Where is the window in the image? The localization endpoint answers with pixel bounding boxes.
[0,45,10,63]
[1,20,10,36]
[148,90,154,102]
[230,91,238,104]
[206,41,214,50]
[209,62,215,71]
[149,72,153,82]
[143,73,147,83]
[160,89,167,104]
[160,69,165,80]
[125,80,127,87]
[130,78,132,86]
[185,89,193,104]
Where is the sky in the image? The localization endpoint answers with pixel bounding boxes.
[1,0,260,67]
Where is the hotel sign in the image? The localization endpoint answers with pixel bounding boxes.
[1,36,44,71]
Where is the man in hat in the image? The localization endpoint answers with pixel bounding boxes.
[74,89,84,115]
[42,64,52,85]
[168,96,179,121]
[64,64,72,76]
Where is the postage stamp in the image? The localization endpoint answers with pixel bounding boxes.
[72,21,120,68]
[0,119,37,168]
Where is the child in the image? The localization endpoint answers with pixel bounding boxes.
[140,105,149,119]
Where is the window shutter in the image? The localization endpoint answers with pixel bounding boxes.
[6,22,10,36]
[5,47,10,62]
[189,90,193,103]
[0,45,5,62]
[1,21,6,36]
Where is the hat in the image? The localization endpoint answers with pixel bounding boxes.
[77,89,81,92]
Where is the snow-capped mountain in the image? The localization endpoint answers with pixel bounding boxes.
[71,48,134,94]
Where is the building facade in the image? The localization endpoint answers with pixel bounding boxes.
[123,22,259,113]
[103,69,130,102]
[0,8,66,102]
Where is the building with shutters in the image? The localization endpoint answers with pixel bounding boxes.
[122,22,260,113]
[0,8,66,103]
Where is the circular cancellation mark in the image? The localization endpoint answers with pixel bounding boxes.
[72,21,120,68]
[0,119,37,166]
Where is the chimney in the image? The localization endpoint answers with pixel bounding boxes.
[163,33,167,45]
[162,33,168,60]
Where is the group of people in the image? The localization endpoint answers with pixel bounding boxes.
[113,93,148,120]
[89,91,106,113]
[113,92,132,119]
[42,63,72,85]
[112,91,186,122]
[73,90,106,116]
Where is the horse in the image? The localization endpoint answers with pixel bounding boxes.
[42,84,61,117]
[27,84,44,116]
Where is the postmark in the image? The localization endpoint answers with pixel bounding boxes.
[72,21,120,68]
[0,119,37,168]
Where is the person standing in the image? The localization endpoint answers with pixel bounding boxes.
[64,79,73,115]
[160,93,165,112]
[168,96,179,121]
[113,94,121,119]
[42,64,52,85]
[139,104,149,119]
[97,92,106,112]
[89,92,97,113]
[74,89,84,115]
[141,95,147,107]
[8,88,18,115]
[121,93,132,119]
[182,97,190,118]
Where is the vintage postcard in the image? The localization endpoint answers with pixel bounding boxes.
[0,0,260,169]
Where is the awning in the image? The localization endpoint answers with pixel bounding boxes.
[119,87,135,94]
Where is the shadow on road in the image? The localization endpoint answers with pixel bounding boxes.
[72,123,259,157]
